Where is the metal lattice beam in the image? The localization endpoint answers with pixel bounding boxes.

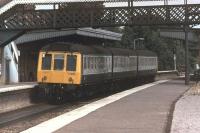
[0,0,178,6]
[0,4,200,30]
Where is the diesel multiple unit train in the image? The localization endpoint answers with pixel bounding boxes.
[37,42,157,100]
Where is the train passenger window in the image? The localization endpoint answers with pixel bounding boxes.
[105,57,108,67]
[90,57,93,69]
[67,55,77,71]
[84,57,87,69]
[88,57,91,69]
[100,57,104,70]
[94,57,97,70]
[87,57,90,69]
[92,57,94,69]
[42,54,52,70]
[54,54,64,70]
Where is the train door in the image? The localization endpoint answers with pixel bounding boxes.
[65,53,81,85]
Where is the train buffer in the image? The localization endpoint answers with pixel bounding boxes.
[21,79,189,133]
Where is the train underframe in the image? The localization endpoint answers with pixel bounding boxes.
[34,75,156,103]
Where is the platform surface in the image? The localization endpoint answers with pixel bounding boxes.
[54,80,188,133]
[0,82,37,93]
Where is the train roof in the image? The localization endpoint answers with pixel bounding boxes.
[40,42,111,55]
[109,47,137,56]
[40,42,156,57]
[136,50,157,57]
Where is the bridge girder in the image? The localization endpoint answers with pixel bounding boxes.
[0,4,200,30]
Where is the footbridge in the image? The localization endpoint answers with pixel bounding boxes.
[0,0,199,84]
[0,0,200,31]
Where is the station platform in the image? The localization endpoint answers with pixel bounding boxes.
[0,82,37,93]
[22,79,189,133]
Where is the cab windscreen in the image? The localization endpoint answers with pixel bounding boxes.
[42,54,52,70]
[67,55,77,71]
[54,54,64,70]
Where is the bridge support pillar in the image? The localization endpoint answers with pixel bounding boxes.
[0,30,24,84]
[0,47,5,84]
[128,0,133,7]
[185,27,190,85]
[164,0,168,5]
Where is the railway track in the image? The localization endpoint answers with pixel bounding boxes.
[0,85,125,133]
[0,101,98,132]
[0,104,57,126]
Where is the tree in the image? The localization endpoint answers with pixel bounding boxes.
[104,26,198,71]
[120,26,195,71]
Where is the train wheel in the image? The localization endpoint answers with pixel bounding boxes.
[74,89,83,99]
[45,87,61,104]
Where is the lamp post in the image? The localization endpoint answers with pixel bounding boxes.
[133,38,144,50]
[184,0,189,85]
[174,53,177,71]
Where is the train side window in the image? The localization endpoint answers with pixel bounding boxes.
[93,57,95,69]
[91,57,93,69]
[42,54,52,70]
[87,57,90,69]
[114,57,116,67]
[101,57,104,69]
[105,57,107,70]
[99,57,101,70]
[87,57,89,69]
[54,54,64,71]
[90,57,93,70]
[84,57,87,69]
[99,57,101,69]
[95,57,97,70]
[67,55,77,71]
[88,57,91,69]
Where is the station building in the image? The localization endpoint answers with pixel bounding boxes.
[0,28,122,84]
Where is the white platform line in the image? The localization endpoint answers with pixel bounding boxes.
[21,80,168,133]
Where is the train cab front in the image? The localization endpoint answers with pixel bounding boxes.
[37,51,82,90]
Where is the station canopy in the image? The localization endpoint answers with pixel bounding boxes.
[15,28,122,44]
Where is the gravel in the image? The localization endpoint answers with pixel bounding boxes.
[171,84,200,133]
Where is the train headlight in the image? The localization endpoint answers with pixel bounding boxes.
[42,53,46,57]
[42,76,47,82]
[68,77,74,83]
